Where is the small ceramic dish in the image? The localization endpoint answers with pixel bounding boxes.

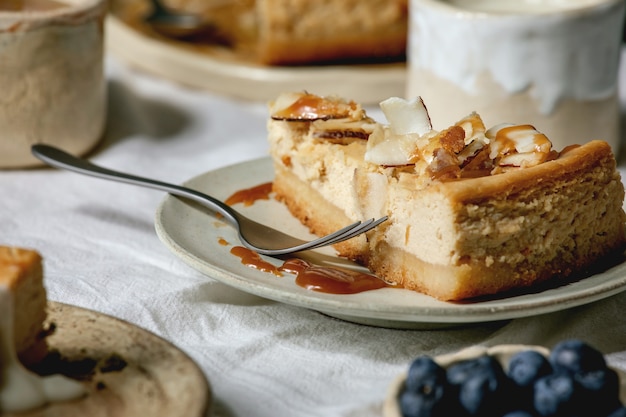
[0,0,107,168]
[383,344,626,417]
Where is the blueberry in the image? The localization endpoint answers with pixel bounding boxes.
[533,372,578,416]
[508,350,553,388]
[576,366,619,395]
[400,386,447,417]
[549,339,606,375]
[607,406,626,417]
[401,356,450,417]
[447,355,504,401]
[502,411,535,417]
[447,355,503,387]
[575,367,621,416]
[507,350,553,411]
[454,357,510,416]
[400,390,431,417]
[406,356,447,394]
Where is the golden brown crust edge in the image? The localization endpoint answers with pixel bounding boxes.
[435,141,616,203]
[368,240,626,301]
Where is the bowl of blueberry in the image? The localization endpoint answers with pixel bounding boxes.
[384,339,626,417]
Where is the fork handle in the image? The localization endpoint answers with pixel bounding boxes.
[31,144,239,226]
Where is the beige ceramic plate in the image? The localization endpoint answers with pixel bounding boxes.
[154,157,626,330]
[383,344,626,417]
[9,302,211,417]
[106,0,406,104]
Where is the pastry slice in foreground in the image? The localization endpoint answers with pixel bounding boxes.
[0,246,48,365]
[0,245,86,412]
[267,92,626,301]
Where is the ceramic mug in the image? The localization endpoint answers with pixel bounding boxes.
[407,0,625,152]
[0,0,107,168]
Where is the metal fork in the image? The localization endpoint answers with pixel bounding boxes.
[31,145,387,256]
[144,0,213,38]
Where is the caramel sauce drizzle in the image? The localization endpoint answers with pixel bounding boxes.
[224,182,273,207]
[230,246,282,276]
[229,246,389,294]
[279,258,389,294]
[225,183,282,276]
[271,94,353,121]
[494,124,551,154]
[224,182,389,294]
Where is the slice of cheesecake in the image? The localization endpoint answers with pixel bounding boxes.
[0,246,87,412]
[267,92,626,301]
[0,246,48,365]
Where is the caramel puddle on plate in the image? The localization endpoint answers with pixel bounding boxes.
[221,182,390,294]
[279,257,389,294]
[224,182,273,206]
[229,245,389,294]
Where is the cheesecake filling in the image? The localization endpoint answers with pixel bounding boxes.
[0,285,85,412]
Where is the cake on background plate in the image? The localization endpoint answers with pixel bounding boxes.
[267,92,626,301]
[162,0,408,65]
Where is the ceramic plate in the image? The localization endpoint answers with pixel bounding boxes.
[155,157,626,329]
[19,302,211,417]
[106,0,406,104]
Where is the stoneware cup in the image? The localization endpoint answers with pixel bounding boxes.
[407,0,625,152]
[0,0,107,169]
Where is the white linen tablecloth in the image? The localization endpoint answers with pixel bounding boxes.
[2,55,626,417]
